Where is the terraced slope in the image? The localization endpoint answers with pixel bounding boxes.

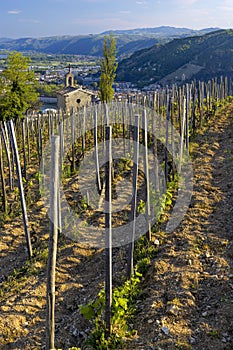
[120,103,233,350]
[0,102,233,349]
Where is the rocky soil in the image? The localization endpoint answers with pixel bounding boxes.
[0,102,233,350]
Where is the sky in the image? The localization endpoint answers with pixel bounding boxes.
[1,0,233,38]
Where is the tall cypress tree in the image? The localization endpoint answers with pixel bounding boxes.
[99,35,118,103]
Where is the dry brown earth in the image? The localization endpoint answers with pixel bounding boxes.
[0,102,233,350]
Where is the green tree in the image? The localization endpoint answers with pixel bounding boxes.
[0,51,39,120]
[99,35,118,103]
[36,82,63,98]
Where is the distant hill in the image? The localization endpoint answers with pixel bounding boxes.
[116,29,233,87]
[0,26,219,59]
[102,26,219,37]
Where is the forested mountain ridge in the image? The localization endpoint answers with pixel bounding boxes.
[0,26,218,58]
[116,29,233,86]
[102,26,218,37]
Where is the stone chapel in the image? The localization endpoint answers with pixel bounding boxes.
[56,66,96,113]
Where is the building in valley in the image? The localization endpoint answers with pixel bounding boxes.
[57,66,97,113]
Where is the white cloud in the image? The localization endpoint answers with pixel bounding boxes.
[176,0,199,5]
[19,18,40,24]
[184,0,199,3]
[136,1,148,9]
[136,1,148,5]
[222,0,233,5]
[219,6,233,11]
[8,10,22,15]
[119,10,131,14]
[216,0,233,13]
[72,16,133,31]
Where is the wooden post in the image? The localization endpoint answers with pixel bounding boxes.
[46,135,60,350]
[36,115,40,159]
[127,115,139,279]
[164,93,170,185]
[153,91,159,118]
[198,81,204,126]
[152,111,160,193]
[26,116,31,165]
[178,87,182,135]
[50,112,54,137]
[171,87,175,178]
[178,96,186,173]
[208,80,212,111]
[105,125,112,336]
[38,128,43,161]
[142,109,151,241]
[58,121,63,174]
[57,186,62,238]
[122,102,126,156]
[128,100,133,154]
[185,84,190,150]
[94,106,102,194]
[229,77,232,97]
[1,121,13,190]
[224,76,228,99]
[82,106,86,162]
[0,132,7,213]
[191,81,197,134]
[8,119,33,258]
[71,110,75,173]
[21,119,27,180]
[104,102,109,126]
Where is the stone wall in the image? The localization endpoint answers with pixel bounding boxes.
[57,88,95,113]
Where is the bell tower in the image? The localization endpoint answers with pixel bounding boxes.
[65,64,74,87]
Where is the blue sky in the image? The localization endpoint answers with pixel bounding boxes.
[1,0,233,38]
